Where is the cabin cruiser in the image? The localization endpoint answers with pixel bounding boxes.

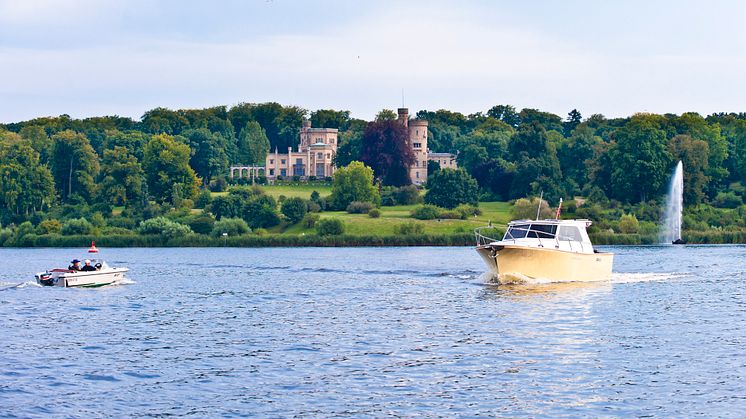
[475,219,613,284]
[35,258,129,288]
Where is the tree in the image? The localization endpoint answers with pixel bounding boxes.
[667,135,709,204]
[375,109,397,121]
[487,104,521,127]
[508,122,564,201]
[359,120,416,186]
[19,125,52,164]
[236,121,270,165]
[142,134,200,204]
[50,130,99,202]
[558,125,602,194]
[609,114,671,202]
[424,168,479,209]
[99,146,145,207]
[0,134,55,221]
[281,197,308,224]
[330,161,381,210]
[183,128,229,184]
[310,109,350,130]
[732,120,746,181]
[564,109,582,136]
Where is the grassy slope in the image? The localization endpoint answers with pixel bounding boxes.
[279,201,512,236]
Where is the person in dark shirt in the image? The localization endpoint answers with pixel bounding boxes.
[80,259,97,272]
[68,259,81,271]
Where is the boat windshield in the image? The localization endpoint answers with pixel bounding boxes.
[504,223,557,239]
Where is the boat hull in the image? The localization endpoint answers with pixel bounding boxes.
[36,268,129,288]
[476,245,613,284]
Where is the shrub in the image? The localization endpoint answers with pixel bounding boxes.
[189,215,215,235]
[411,204,442,220]
[101,226,133,235]
[61,218,94,235]
[211,217,251,237]
[394,185,422,205]
[511,197,553,220]
[36,219,62,235]
[455,204,482,219]
[714,191,743,209]
[90,212,106,228]
[316,218,345,236]
[346,201,374,214]
[438,210,461,219]
[368,208,381,218]
[303,213,320,228]
[254,228,268,236]
[138,216,192,237]
[618,213,640,234]
[195,189,213,209]
[209,177,228,192]
[107,217,137,230]
[281,197,308,224]
[394,221,425,235]
[307,201,321,213]
[15,221,35,239]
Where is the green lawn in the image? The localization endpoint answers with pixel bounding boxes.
[213,183,512,236]
[279,201,512,236]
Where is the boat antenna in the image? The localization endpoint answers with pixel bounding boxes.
[535,191,543,220]
[555,198,563,219]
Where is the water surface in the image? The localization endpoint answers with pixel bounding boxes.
[1,246,745,416]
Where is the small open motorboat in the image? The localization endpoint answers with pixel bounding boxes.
[35,259,129,288]
[35,242,129,288]
[475,219,614,284]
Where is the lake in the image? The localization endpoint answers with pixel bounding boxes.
[1,245,745,416]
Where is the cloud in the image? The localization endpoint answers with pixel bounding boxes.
[1,1,745,122]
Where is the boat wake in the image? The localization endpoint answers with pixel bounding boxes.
[0,281,42,290]
[610,272,690,284]
[476,271,690,286]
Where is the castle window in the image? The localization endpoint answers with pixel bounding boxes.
[281,159,286,164]
[270,159,274,165]
[317,152,323,159]
[327,153,331,159]
[413,142,421,149]
[269,169,275,176]
[416,172,419,178]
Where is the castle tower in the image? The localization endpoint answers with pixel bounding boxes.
[408,117,428,185]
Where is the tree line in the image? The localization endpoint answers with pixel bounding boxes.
[2,102,746,228]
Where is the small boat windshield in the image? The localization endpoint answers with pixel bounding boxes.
[505,223,557,239]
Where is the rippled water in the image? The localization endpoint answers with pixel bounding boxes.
[1,245,746,416]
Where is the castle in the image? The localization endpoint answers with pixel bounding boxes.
[229,108,457,185]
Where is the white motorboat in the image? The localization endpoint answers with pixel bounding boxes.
[35,242,129,288]
[35,258,129,288]
[475,219,614,284]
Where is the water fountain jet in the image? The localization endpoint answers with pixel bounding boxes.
[660,161,684,244]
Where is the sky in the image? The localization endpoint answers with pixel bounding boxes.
[1,0,746,123]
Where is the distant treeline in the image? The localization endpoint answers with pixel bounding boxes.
[1,102,746,232]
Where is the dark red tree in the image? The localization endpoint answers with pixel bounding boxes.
[359,120,416,186]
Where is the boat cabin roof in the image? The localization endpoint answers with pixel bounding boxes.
[508,219,592,228]
[503,219,592,243]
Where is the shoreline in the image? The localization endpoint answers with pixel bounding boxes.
[3,231,746,248]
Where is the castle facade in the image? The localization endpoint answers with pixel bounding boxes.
[229,108,457,185]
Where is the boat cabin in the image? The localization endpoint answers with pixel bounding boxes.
[500,219,595,253]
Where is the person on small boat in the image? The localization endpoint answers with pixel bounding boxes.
[68,259,82,271]
[80,259,97,272]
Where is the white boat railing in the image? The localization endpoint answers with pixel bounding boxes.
[474,226,503,246]
[474,225,587,252]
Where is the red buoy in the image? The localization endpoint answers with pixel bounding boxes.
[88,241,99,253]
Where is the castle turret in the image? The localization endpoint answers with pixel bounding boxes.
[398,108,409,128]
